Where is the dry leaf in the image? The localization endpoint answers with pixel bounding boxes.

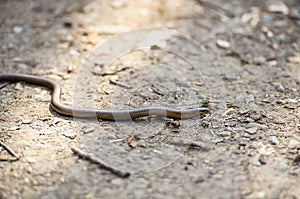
[128,135,140,148]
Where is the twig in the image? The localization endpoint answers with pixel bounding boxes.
[169,140,212,151]
[195,0,235,18]
[93,67,130,76]
[109,79,132,89]
[151,87,165,96]
[76,25,130,35]
[0,157,19,162]
[228,49,251,64]
[0,82,9,90]
[150,84,166,96]
[0,140,20,160]
[71,147,130,178]
[109,138,126,143]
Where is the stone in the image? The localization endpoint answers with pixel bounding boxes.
[235,94,255,102]
[290,8,300,20]
[252,155,262,166]
[25,157,37,163]
[233,175,247,182]
[9,126,20,131]
[266,1,289,15]
[216,40,231,49]
[17,63,29,70]
[22,119,33,124]
[253,191,265,199]
[15,83,24,90]
[288,139,300,149]
[110,178,124,186]
[12,26,23,34]
[133,189,145,199]
[272,82,284,91]
[217,131,232,137]
[277,161,289,172]
[247,123,267,130]
[268,136,279,145]
[245,127,257,134]
[82,127,95,134]
[258,155,267,164]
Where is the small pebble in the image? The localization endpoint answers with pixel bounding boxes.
[253,191,265,199]
[193,174,205,184]
[288,139,300,149]
[9,126,20,131]
[258,144,275,155]
[271,82,284,91]
[252,155,262,166]
[15,83,24,90]
[266,1,289,15]
[110,178,124,186]
[233,175,247,182]
[235,94,255,102]
[12,26,23,34]
[82,127,95,134]
[247,123,267,130]
[22,119,33,124]
[258,154,267,164]
[213,173,223,179]
[241,8,260,27]
[268,136,279,145]
[253,56,266,64]
[268,60,277,66]
[288,54,300,63]
[133,189,145,199]
[217,131,232,137]
[290,8,300,20]
[277,161,289,172]
[245,127,257,135]
[25,157,37,163]
[216,39,231,49]
[69,49,79,56]
[17,63,29,70]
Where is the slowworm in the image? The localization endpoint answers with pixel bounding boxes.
[0,73,209,121]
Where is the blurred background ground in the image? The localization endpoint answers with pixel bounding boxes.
[0,0,299,198]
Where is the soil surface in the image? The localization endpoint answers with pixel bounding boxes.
[0,0,299,198]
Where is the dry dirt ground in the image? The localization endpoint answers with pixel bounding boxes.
[0,0,300,198]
